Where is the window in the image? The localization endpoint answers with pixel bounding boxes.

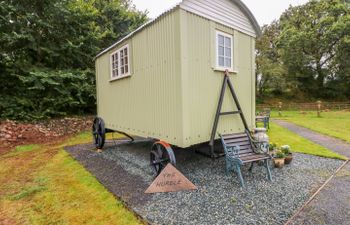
[216,31,233,71]
[110,44,131,80]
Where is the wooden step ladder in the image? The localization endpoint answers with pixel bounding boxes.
[208,70,250,158]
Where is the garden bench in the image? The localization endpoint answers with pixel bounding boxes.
[256,108,271,130]
[219,130,272,187]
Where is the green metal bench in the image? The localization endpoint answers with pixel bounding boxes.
[219,130,272,187]
[256,108,271,130]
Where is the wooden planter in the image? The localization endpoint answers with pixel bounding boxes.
[273,158,285,168]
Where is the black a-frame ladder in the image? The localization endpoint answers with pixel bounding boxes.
[208,71,249,158]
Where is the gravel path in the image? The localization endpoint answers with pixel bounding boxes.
[272,119,350,225]
[65,140,343,225]
[273,120,350,158]
[290,161,350,225]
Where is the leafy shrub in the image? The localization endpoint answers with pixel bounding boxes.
[269,142,277,150]
[0,69,96,120]
[0,0,147,121]
[275,150,285,159]
[281,145,291,155]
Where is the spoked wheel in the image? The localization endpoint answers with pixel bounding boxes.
[92,117,106,149]
[150,141,176,176]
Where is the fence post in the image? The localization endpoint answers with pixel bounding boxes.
[317,100,322,117]
[278,102,282,116]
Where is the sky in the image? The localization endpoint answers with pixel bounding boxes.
[132,0,309,26]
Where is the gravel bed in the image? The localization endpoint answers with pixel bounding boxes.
[66,140,343,225]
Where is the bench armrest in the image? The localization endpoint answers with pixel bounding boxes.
[226,145,240,158]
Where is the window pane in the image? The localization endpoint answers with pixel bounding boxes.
[225,58,231,67]
[225,47,231,57]
[219,56,224,67]
[110,46,130,77]
[218,35,224,46]
[225,37,231,47]
[218,46,224,56]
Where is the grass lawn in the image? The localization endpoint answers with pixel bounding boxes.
[267,122,347,160]
[271,110,350,143]
[0,132,142,225]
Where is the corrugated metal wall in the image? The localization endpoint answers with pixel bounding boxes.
[180,9,255,147]
[96,9,185,146]
[180,0,256,37]
[96,6,256,148]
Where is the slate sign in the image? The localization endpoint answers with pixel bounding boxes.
[145,164,197,193]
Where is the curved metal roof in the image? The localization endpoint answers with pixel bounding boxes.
[232,0,262,36]
[96,0,261,59]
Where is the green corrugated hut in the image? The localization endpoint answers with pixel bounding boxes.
[94,0,261,169]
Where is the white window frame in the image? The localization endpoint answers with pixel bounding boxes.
[110,44,131,81]
[215,30,234,72]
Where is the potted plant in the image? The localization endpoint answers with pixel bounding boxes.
[269,142,277,154]
[273,150,285,168]
[281,145,293,164]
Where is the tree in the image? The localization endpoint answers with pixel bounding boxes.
[256,22,287,97]
[278,0,350,98]
[0,0,147,120]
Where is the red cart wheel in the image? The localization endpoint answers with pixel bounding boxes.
[150,141,176,176]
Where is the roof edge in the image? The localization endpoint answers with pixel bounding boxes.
[232,0,262,37]
[94,4,180,60]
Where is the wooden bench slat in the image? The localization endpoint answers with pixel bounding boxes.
[224,137,249,143]
[255,117,266,122]
[226,149,254,155]
[236,149,254,154]
[227,147,252,153]
[226,144,251,150]
[222,133,247,139]
[223,135,249,141]
[239,152,256,157]
[240,154,268,160]
[226,143,252,150]
[240,154,270,162]
[226,146,254,152]
[224,139,250,145]
[241,156,270,163]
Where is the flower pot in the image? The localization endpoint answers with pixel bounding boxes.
[273,158,285,168]
[285,154,293,164]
